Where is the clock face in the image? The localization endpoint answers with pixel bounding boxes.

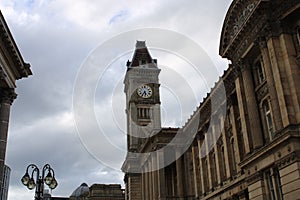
[137,85,152,98]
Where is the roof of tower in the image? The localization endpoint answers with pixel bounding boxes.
[126,40,157,69]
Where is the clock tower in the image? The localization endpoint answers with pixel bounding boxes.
[122,41,162,200]
[123,41,162,153]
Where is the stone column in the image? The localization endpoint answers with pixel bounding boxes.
[148,159,153,200]
[220,115,231,179]
[241,61,264,149]
[197,139,205,195]
[212,124,222,186]
[175,151,184,199]
[229,106,241,171]
[205,133,213,190]
[259,38,283,131]
[145,164,149,200]
[142,166,146,200]
[151,153,158,199]
[266,35,298,126]
[191,142,199,197]
[235,76,251,154]
[171,164,176,196]
[279,34,300,124]
[157,151,166,200]
[0,88,16,191]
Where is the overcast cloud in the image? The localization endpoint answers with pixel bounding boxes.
[0,0,232,199]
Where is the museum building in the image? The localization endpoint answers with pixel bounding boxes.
[122,0,300,199]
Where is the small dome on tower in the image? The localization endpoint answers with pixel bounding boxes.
[70,183,89,199]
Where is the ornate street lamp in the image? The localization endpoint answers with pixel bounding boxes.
[21,164,58,200]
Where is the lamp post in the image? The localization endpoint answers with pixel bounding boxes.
[21,164,58,200]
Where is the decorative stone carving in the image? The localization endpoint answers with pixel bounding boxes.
[276,152,298,170]
[0,66,7,80]
[0,88,16,104]
[231,2,257,40]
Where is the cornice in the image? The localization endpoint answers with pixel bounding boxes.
[239,125,300,168]
[0,11,32,79]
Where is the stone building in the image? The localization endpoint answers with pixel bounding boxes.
[122,0,300,199]
[69,183,125,200]
[0,10,32,197]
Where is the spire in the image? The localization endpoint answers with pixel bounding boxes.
[127,41,157,69]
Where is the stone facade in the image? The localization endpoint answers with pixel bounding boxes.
[122,0,300,199]
[0,10,32,196]
[122,0,300,200]
[69,183,125,200]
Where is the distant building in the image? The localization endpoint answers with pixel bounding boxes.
[0,10,32,194]
[122,0,300,199]
[70,183,89,200]
[43,189,69,200]
[1,165,10,200]
[69,183,125,200]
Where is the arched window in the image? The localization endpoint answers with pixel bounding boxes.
[263,100,274,139]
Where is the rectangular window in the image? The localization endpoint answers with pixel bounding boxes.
[253,57,265,86]
[265,168,283,200]
[255,59,265,84]
[266,170,276,200]
[263,100,274,139]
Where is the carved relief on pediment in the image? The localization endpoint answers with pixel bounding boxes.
[220,0,260,57]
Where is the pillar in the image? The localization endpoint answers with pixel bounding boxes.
[205,133,213,190]
[235,76,251,154]
[191,142,200,197]
[157,151,166,200]
[145,164,149,200]
[259,38,283,131]
[230,105,242,171]
[266,34,298,126]
[279,33,300,124]
[0,88,16,192]
[151,153,158,199]
[148,159,153,200]
[212,124,222,186]
[197,139,205,195]
[220,115,231,179]
[240,61,264,149]
[175,151,184,199]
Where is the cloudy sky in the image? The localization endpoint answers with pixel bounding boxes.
[0,0,232,199]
